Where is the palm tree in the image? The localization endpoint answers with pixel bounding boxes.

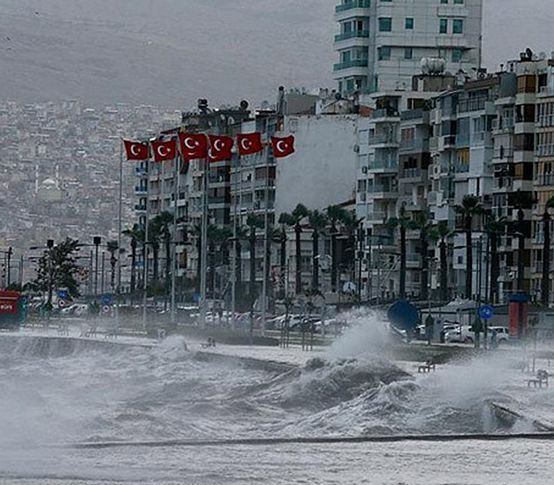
[234,226,249,304]
[122,224,144,294]
[106,240,119,292]
[325,205,348,293]
[387,204,411,299]
[455,195,484,299]
[151,211,174,293]
[246,213,264,304]
[430,221,455,303]
[279,204,309,294]
[271,226,287,299]
[308,210,328,291]
[409,211,433,300]
[483,213,506,304]
[542,196,554,305]
[208,226,233,299]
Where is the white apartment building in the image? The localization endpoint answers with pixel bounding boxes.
[334,0,483,95]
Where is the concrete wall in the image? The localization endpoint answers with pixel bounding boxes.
[275,114,358,216]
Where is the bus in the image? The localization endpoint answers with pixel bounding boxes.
[0,291,27,331]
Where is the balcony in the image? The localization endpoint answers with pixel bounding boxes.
[536,174,554,186]
[369,185,397,199]
[370,159,398,172]
[368,134,398,146]
[334,30,370,43]
[366,211,388,223]
[400,168,422,180]
[334,59,368,71]
[372,108,400,121]
[135,186,147,195]
[536,144,554,158]
[135,166,148,177]
[134,204,147,213]
[335,0,370,13]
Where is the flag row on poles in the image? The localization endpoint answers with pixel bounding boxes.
[124,133,295,162]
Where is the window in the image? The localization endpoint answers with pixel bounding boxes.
[405,17,414,30]
[453,19,464,34]
[452,48,463,63]
[404,47,413,60]
[439,18,448,34]
[378,46,391,60]
[441,0,448,3]
[379,17,392,32]
[454,0,464,4]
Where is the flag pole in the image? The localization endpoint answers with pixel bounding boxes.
[260,142,270,337]
[231,153,240,329]
[170,151,180,324]
[142,158,150,332]
[116,140,123,329]
[199,154,209,327]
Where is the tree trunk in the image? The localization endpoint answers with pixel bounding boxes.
[517,208,525,292]
[400,225,406,299]
[165,237,171,294]
[440,239,448,302]
[312,230,319,291]
[420,232,429,301]
[249,232,256,304]
[542,211,551,305]
[465,215,473,299]
[295,224,302,294]
[208,242,215,299]
[152,246,159,283]
[236,240,242,302]
[196,236,202,294]
[489,232,499,304]
[331,228,337,293]
[130,242,137,293]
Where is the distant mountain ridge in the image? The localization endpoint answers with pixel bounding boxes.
[0,0,552,108]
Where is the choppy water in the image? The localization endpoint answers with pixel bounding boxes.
[1,332,553,484]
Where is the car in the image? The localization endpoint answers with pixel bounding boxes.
[445,325,510,345]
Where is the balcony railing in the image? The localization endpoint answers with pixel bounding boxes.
[536,174,554,186]
[335,30,370,42]
[368,134,398,145]
[333,59,368,71]
[370,159,398,170]
[135,186,147,194]
[400,168,422,179]
[335,0,370,13]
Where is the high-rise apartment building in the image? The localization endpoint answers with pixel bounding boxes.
[334,0,483,95]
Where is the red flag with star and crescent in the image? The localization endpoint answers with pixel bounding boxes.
[123,140,149,161]
[179,133,208,160]
[271,135,295,158]
[151,139,177,162]
[237,133,263,156]
[208,135,234,162]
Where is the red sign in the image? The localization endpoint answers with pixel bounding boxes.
[0,300,17,314]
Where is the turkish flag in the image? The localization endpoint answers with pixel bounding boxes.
[208,135,234,162]
[151,139,177,162]
[123,140,149,160]
[271,135,295,158]
[237,133,263,156]
[179,133,208,160]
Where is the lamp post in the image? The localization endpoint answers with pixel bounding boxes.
[93,236,101,297]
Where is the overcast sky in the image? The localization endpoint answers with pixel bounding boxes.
[0,0,553,107]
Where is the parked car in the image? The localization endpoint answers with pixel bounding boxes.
[445,325,510,345]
